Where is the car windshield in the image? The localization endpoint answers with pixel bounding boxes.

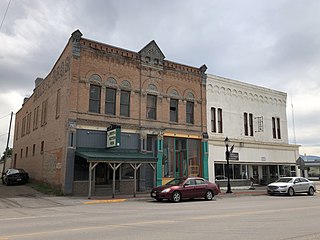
[165,178,186,186]
[276,178,293,183]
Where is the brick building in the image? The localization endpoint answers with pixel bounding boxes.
[12,30,208,196]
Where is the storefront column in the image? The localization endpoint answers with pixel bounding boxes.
[202,141,209,180]
[156,137,163,186]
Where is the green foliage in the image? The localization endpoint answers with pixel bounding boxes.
[1,148,12,161]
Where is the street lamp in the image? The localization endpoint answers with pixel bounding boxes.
[224,137,232,193]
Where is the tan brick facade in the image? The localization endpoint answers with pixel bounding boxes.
[13,30,207,193]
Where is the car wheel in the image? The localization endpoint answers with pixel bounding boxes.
[287,187,294,196]
[308,187,315,196]
[205,190,214,200]
[171,191,181,203]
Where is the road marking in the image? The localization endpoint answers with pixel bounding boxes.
[83,199,126,204]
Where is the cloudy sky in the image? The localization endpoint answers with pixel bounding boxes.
[0,0,319,156]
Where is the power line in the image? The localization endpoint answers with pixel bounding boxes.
[0,113,12,120]
[0,0,12,31]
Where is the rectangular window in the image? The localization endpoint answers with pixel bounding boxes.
[249,113,254,136]
[89,85,101,113]
[20,148,23,158]
[147,94,157,120]
[25,146,28,157]
[33,106,39,130]
[120,90,130,117]
[21,117,26,137]
[41,99,48,126]
[40,141,44,154]
[105,88,116,115]
[170,99,178,122]
[211,107,216,132]
[244,112,248,136]
[147,135,154,152]
[218,108,223,133]
[32,144,36,156]
[272,117,277,138]
[277,117,281,139]
[56,89,61,118]
[186,101,194,124]
[26,112,32,134]
[15,122,19,140]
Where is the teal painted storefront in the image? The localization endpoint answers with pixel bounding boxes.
[156,137,208,186]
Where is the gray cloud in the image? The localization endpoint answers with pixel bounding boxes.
[0,0,320,154]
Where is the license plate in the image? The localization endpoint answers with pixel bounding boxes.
[151,192,156,197]
[17,178,21,181]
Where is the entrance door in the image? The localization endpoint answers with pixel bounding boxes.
[252,165,259,184]
[175,139,188,178]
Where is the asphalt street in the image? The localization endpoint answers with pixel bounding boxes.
[0,183,320,240]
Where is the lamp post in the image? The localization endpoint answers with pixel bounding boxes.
[224,137,233,193]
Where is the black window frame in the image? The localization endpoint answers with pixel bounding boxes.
[186,101,194,124]
[120,90,130,117]
[89,85,101,113]
[170,98,179,122]
[147,94,157,120]
[105,87,116,115]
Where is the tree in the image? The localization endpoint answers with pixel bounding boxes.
[1,148,12,161]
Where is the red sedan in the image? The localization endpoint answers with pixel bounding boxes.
[150,177,220,202]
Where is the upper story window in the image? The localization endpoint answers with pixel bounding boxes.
[217,108,223,133]
[211,107,216,132]
[272,117,281,139]
[211,107,223,133]
[244,112,254,136]
[26,112,32,134]
[120,90,130,117]
[105,88,116,115]
[89,85,101,113]
[147,94,157,120]
[40,99,48,126]
[56,89,61,118]
[186,101,194,124]
[33,106,39,131]
[170,99,178,122]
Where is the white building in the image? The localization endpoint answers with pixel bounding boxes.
[207,74,300,186]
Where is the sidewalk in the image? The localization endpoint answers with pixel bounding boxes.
[85,185,268,203]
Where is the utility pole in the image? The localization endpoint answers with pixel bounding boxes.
[2,111,13,175]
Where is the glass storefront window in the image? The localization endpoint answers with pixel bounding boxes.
[188,139,200,176]
[163,138,174,178]
[162,137,201,178]
[233,164,241,179]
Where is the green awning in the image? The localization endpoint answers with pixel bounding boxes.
[75,148,157,163]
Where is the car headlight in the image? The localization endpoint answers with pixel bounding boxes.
[279,185,287,188]
[161,188,171,193]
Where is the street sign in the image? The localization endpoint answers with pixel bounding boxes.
[229,152,239,160]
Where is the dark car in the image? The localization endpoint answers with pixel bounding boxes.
[151,177,220,202]
[2,168,29,185]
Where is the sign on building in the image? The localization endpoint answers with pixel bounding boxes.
[106,125,121,148]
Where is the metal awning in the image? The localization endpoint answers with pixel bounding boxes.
[76,148,157,163]
[75,148,157,199]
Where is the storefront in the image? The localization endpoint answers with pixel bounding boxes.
[161,135,208,184]
[214,162,296,186]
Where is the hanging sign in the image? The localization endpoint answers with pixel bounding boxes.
[106,125,121,148]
